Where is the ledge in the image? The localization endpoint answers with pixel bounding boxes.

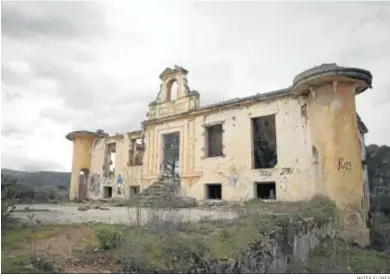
[65,130,100,141]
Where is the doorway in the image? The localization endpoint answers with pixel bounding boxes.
[162,132,180,178]
[103,186,113,198]
[78,168,89,200]
[130,186,140,197]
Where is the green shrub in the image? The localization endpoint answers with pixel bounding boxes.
[94,225,123,250]
[1,199,16,232]
[300,195,337,222]
[370,213,390,252]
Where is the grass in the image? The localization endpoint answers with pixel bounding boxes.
[235,195,337,221]
[2,195,389,273]
[1,223,77,249]
[87,198,331,273]
[1,254,41,274]
[289,238,390,273]
[1,223,81,274]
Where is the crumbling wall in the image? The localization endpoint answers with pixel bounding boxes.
[180,96,315,201]
[88,132,144,200]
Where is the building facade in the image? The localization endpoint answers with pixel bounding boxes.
[66,63,373,244]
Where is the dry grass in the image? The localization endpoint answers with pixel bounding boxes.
[2,195,388,274]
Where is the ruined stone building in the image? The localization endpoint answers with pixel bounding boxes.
[67,63,373,244]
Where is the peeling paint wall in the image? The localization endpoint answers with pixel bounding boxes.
[89,135,143,200]
[306,81,369,245]
[359,131,370,224]
[142,95,315,201]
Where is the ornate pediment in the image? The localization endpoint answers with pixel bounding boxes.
[146,65,200,121]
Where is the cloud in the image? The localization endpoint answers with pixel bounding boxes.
[1,154,67,172]
[1,1,390,172]
[1,125,26,139]
[1,1,108,40]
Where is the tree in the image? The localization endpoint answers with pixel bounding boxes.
[1,174,17,231]
[366,144,390,216]
[162,133,180,180]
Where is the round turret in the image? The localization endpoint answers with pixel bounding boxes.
[66,130,105,141]
[293,63,372,95]
[66,130,107,200]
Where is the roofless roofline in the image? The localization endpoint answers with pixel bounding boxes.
[66,63,372,140]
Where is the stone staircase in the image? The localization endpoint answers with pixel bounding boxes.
[130,177,181,207]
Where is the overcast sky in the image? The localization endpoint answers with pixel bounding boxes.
[1,1,390,172]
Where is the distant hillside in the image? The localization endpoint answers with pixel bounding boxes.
[1,168,71,189]
[366,144,390,215]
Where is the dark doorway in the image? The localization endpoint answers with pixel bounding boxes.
[252,115,277,169]
[255,182,276,200]
[130,186,140,197]
[206,184,222,199]
[162,132,180,178]
[103,186,113,198]
[78,168,89,200]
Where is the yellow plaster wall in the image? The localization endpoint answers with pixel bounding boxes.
[69,136,94,200]
[89,136,143,200]
[307,82,367,229]
[142,95,317,201]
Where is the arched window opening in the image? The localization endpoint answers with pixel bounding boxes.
[166,79,179,101]
[312,146,319,164]
[78,168,89,200]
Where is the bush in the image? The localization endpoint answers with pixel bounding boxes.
[94,225,123,250]
[1,199,16,232]
[299,195,337,222]
[370,213,390,252]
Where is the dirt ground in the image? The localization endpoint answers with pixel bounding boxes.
[11,203,238,226]
[1,223,118,273]
[3,203,240,273]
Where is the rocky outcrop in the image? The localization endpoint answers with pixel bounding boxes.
[186,219,333,274]
[121,217,334,273]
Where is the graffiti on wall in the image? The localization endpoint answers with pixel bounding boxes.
[90,173,101,194]
[117,173,123,195]
[229,174,239,187]
[280,168,293,175]
[337,157,352,174]
[259,170,272,177]
[89,173,118,195]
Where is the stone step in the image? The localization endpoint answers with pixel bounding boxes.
[130,178,180,205]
